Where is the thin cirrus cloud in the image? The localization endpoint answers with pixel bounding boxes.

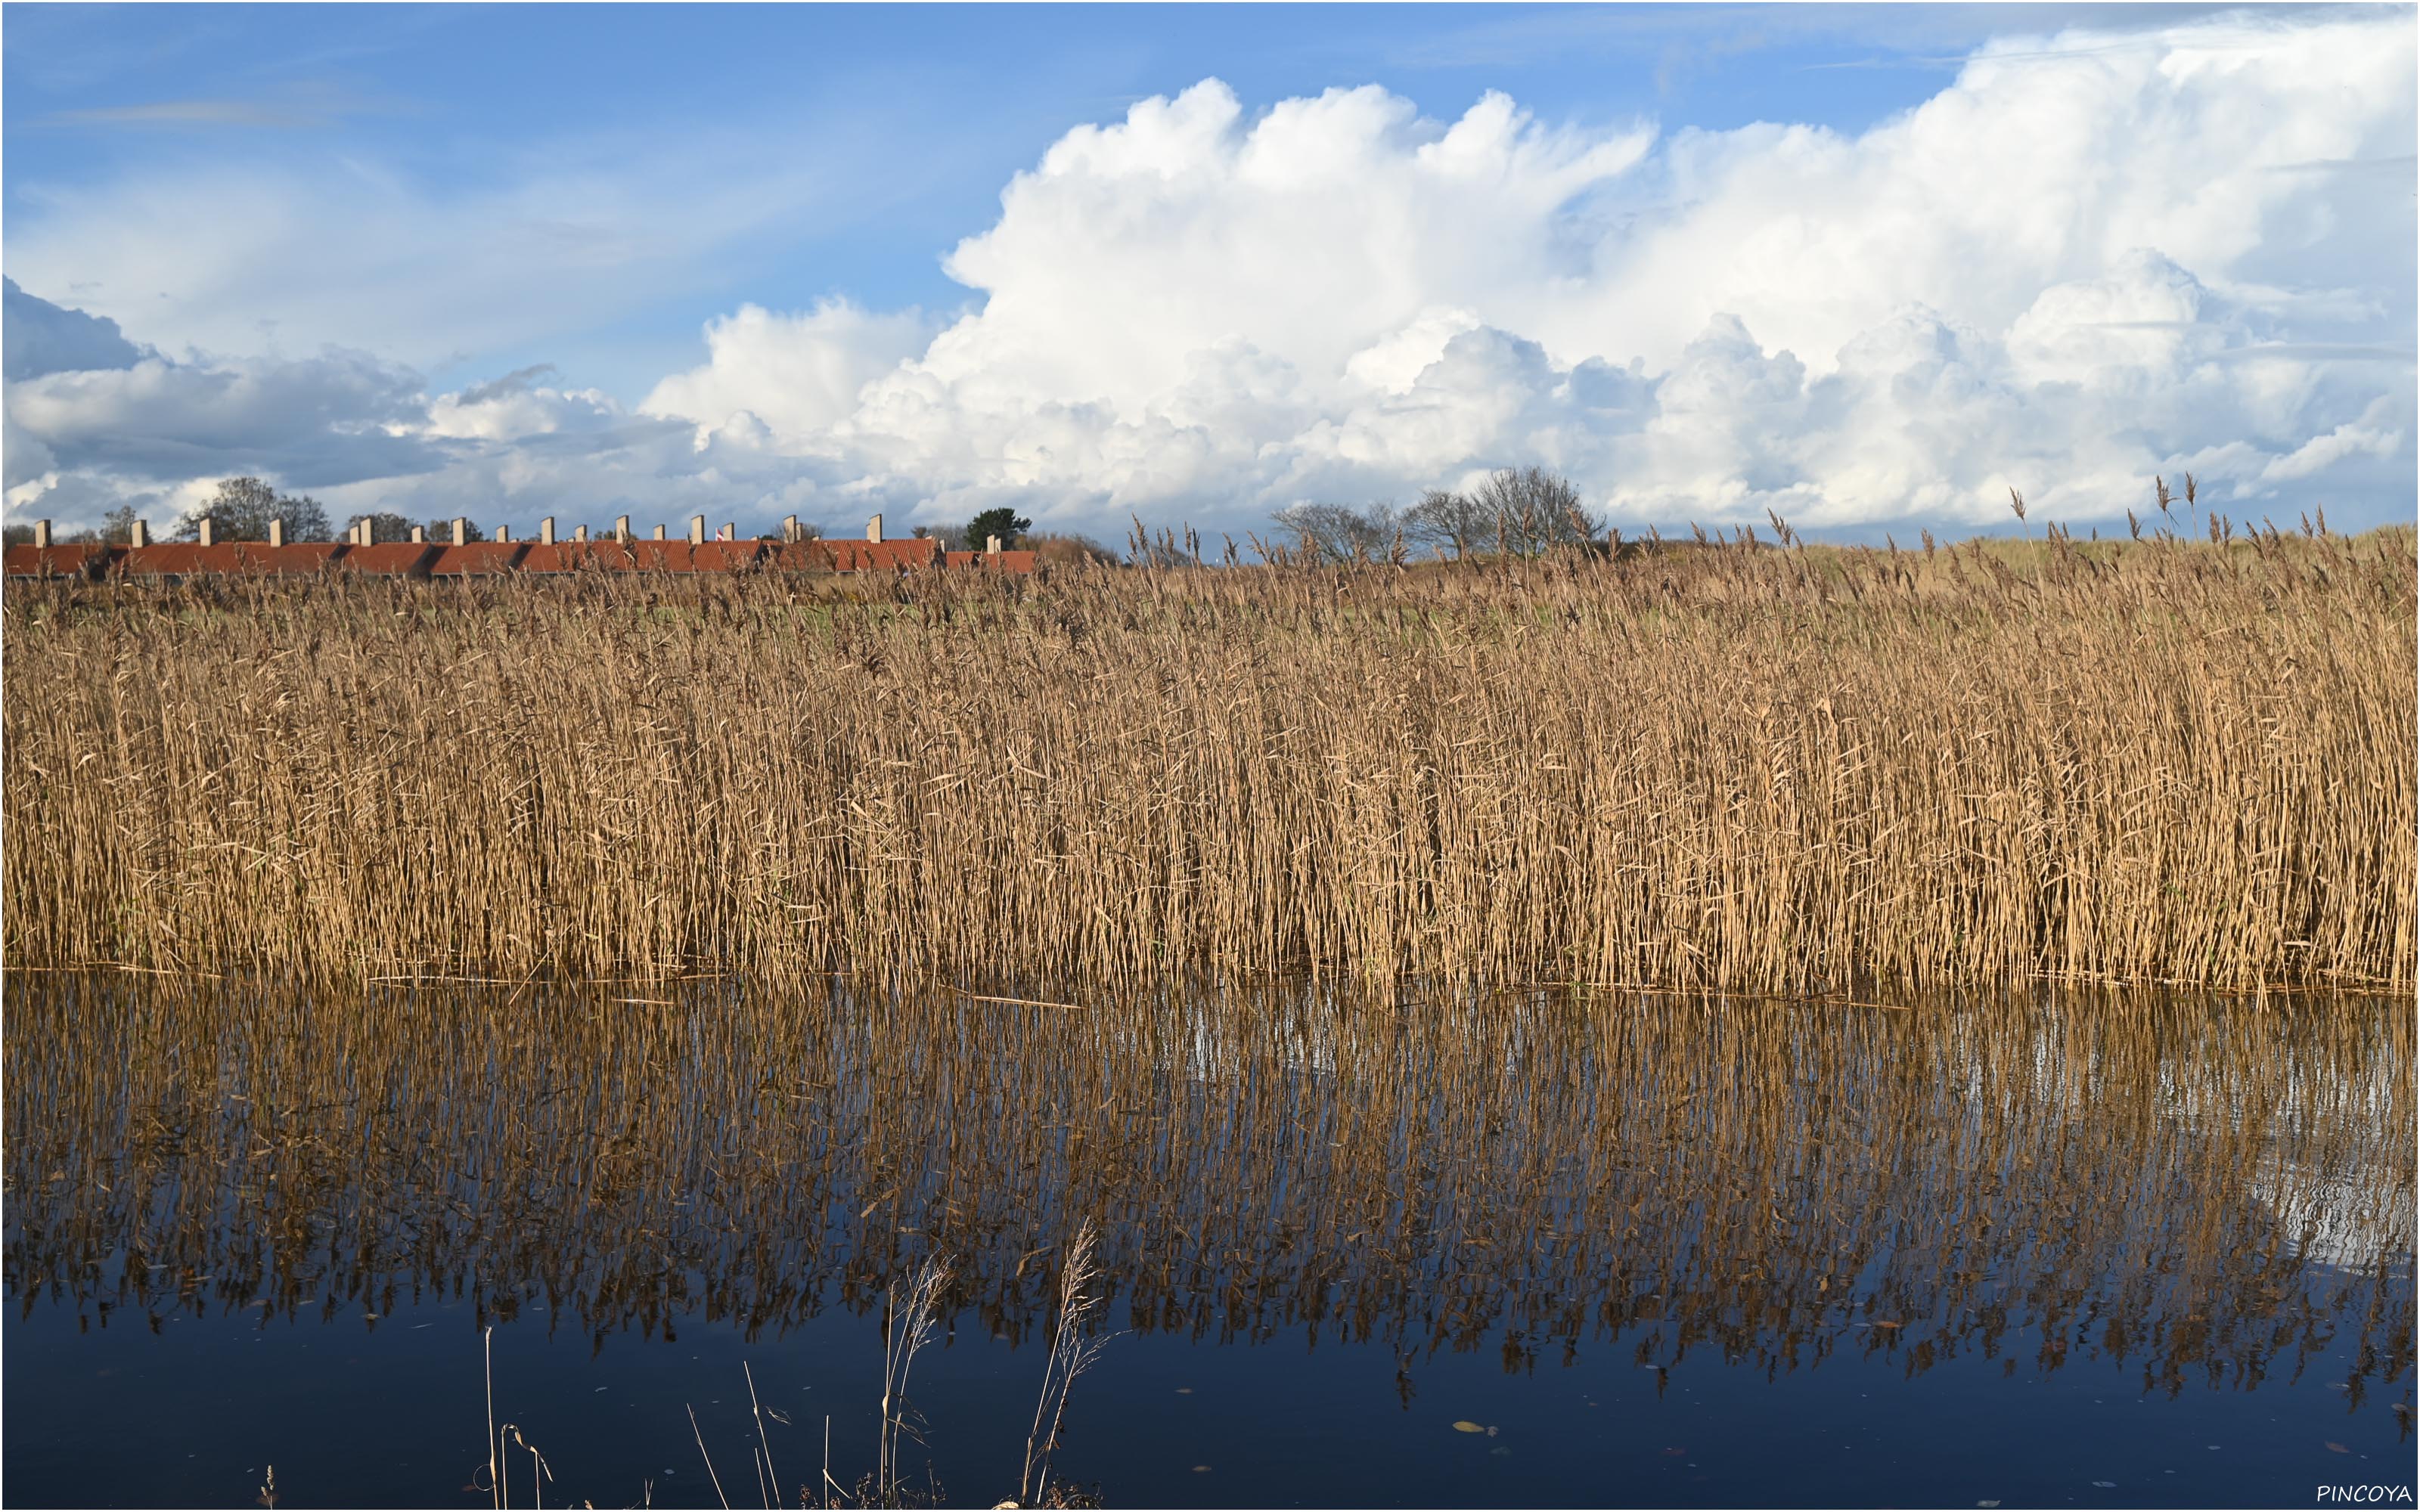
[39,98,371,129]
[5,5,2412,543]
[2,150,837,375]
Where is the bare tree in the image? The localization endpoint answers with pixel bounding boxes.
[1469,466,1601,556]
[1267,500,1401,563]
[1402,487,1497,559]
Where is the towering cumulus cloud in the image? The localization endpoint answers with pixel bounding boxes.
[7,8,2413,539]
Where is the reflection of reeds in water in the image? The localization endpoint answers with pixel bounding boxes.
[4,530,2412,993]
[5,978,2411,1417]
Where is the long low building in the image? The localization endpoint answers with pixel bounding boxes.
[3,534,1038,580]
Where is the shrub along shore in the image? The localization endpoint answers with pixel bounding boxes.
[3,525,2410,994]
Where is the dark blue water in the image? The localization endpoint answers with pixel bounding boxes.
[6,1275,2410,1508]
[5,983,2412,1507]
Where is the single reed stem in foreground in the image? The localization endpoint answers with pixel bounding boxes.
[746,1361,777,1507]
[1020,1220,1110,1508]
[486,1327,499,1511]
[824,1417,843,1510]
[877,1257,951,1504]
[504,1426,551,1511]
[688,1402,732,1509]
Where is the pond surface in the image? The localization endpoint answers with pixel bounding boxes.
[4,979,2412,1508]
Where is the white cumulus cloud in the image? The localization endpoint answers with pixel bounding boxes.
[6,8,2412,542]
[641,300,935,447]
[634,8,2412,537]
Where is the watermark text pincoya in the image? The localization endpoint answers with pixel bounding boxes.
[2316,1487,2413,1504]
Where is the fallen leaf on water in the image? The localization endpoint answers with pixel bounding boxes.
[1451,1421,1485,1433]
[2325,1442,2350,1454]
[1662,1447,1688,1457]
[1190,1465,1211,1474]
[2092,1481,2117,1489]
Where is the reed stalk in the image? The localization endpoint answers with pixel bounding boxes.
[3,528,2409,993]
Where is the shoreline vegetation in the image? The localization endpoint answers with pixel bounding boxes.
[3,522,2411,993]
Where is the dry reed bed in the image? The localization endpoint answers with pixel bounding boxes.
[3,528,2412,991]
[5,978,2410,1399]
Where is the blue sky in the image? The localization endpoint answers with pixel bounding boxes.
[8,2,2156,396]
[4,4,2411,542]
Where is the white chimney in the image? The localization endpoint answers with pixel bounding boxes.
[688,516,706,546]
[540,516,556,545]
[410,525,425,544]
[451,518,467,547]
[987,534,1002,555]
[129,518,148,548]
[867,513,883,543]
[34,519,51,548]
[782,515,799,543]
[270,520,286,548]
[573,524,588,542]
[198,518,216,547]
[615,515,631,543]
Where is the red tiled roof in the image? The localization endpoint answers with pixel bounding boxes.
[820,538,943,572]
[763,541,835,573]
[6,531,1027,578]
[114,543,247,575]
[628,541,697,572]
[426,543,530,576]
[3,544,111,579]
[690,541,768,572]
[515,542,622,573]
[943,550,1040,573]
[236,544,345,574]
[330,544,437,575]
[498,541,771,573]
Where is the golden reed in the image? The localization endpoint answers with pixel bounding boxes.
[4,525,2410,992]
